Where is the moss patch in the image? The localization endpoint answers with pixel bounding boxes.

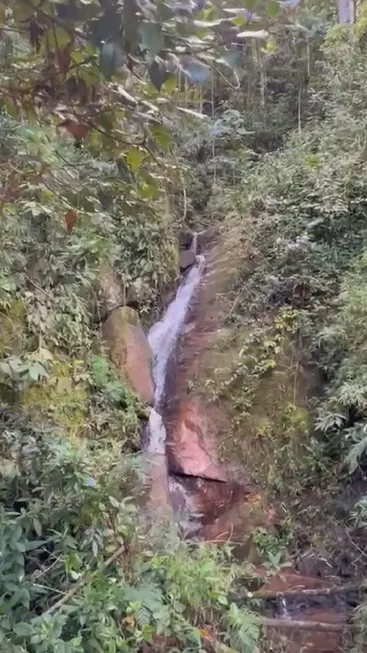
[200,309,321,495]
[22,359,87,441]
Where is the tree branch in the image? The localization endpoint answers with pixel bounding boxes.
[255,581,365,601]
[261,616,348,632]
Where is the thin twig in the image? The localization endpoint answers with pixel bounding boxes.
[45,542,126,615]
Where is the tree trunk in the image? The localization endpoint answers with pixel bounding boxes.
[336,0,356,23]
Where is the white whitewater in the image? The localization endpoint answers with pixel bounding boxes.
[146,236,205,454]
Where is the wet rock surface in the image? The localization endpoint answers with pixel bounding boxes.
[179,249,196,271]
[167,399,227,481]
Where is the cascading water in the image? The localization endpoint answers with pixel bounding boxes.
[145,236,205,455]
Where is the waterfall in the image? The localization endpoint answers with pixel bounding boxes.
[145,236,205,454]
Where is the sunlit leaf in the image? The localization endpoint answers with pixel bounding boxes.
[177,106,207,119]
[193,19,229,28]
[223,7,260,20]
[127,147,145,172]
[162,74,177,95]
[237,29,268,39]
[150,124,171,150]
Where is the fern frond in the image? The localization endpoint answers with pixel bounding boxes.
[345,432,367,473]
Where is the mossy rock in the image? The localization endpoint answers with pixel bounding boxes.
[199,312,321,493]
[22,360,87,441]
[102,307,154,405]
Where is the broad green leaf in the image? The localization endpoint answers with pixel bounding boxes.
[162,74,177,95]
[25,539,45,551]
[139,173,160,199]
[13,622,34,637]
[126,147,145,172]
[138,22,164,58]
[13,1,34,22]
[266,0,281,18]
[28,362,48,381]
[41,26,71,51]
[2,97,18,119]
[33,517,42,537]
[99,42,124,79]
[231,15,248,26]
[150,124,171,150]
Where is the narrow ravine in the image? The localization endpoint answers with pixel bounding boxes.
[144,233,356,652]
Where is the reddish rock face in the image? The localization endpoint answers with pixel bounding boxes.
[167,399,227,481]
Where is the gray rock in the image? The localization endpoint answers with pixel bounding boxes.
[179,249,196,271]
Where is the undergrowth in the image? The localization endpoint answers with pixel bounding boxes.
[193,17,367,647]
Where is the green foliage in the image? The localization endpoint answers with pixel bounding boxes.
[252,527,291,570]
[316,251,367,470]
[89,354,148,443]
[0,420,260,651]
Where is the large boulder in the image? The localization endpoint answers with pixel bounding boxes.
[167,399,226,481]
[102,307,154,405]
[99,266,124,316]
[179,229,194,250]
[179,249,196,272]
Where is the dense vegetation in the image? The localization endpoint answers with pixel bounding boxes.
[2,0,367,651]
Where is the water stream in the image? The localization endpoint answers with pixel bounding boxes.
[145,236,205,455]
